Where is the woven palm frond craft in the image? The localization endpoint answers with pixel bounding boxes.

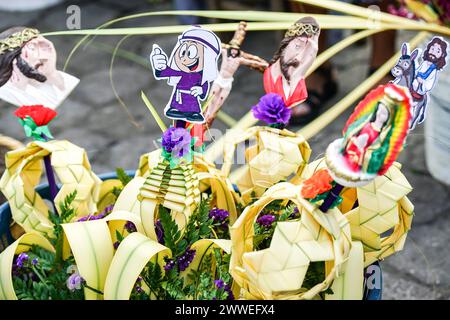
[0,0,448,301]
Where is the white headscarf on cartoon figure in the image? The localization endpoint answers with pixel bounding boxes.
[167,26,221,86]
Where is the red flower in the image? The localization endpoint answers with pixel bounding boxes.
[301,169,334,199]
[187,123,204,147]
[14,105,58,126]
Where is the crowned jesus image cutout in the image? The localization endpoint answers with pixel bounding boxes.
[0,27,79,109]
[150,26,221,123]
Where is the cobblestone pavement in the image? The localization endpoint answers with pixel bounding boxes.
[1,0,449,300]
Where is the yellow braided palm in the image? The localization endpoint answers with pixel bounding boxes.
[222,126,311,204]
[0,140,102,236]
[230,182,353,299]
[300,158,414,266]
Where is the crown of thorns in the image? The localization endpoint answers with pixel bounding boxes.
[0,28,39,54]
[284,23,319,38]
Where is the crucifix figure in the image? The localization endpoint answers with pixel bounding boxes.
[204,21,269,127]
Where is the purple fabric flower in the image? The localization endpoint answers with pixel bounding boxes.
[155,219,165,244]
[177,248,196,272]
[125,221,137,233]
[162,127,192,157]
[209,208,230,224]
[251,93,291,126]
[256,214,276,228]
[16,253,29,268]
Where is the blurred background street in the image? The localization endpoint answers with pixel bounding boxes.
[0,0,449,299]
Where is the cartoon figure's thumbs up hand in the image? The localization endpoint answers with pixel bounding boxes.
[150,44,168,71]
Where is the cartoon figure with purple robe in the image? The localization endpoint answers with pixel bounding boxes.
[150,26,221,123]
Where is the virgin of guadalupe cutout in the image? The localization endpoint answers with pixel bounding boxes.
[325,84,412,187]
[0,27,79,109]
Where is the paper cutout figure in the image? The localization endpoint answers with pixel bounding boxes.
[150,26,221,123]
[410,37,448,129]
[0,27,79,109]
[391,38,448,130]
[263,17,320,108]
[325,84,412,187]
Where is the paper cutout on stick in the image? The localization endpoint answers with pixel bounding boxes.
[325,84,411,187]
[0,27,79,109]
[150,26,221,124]
[263,17,320,109]
[391,37,449,130]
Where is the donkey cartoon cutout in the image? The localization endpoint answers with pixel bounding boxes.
[391,37,448,130]
[410,37,448,129]
[391,43,420,89]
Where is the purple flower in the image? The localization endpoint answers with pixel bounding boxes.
[113,241,120,249]
[98,205,114,218]
[135,285,143,293]
[256,214,276,228]
[225,284,234,300]
[177,248,196,272]
[66,266,84,292]
[31,258,38,266]
[155,219,165,244]
[214,279,234,300]
[77,215,90,222]
[209,208,230,225]
[214,279,225,289]
[77,205,113,222]
[125,221,137,233]
[251,93,291,126]
[162,127,192,157]
[164,259,176,272]
[16,253,29,268]
[290,207,300,219]
[67,273,84,291]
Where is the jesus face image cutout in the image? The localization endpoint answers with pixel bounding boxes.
[0,27,79,109]
[150,26,221,124]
